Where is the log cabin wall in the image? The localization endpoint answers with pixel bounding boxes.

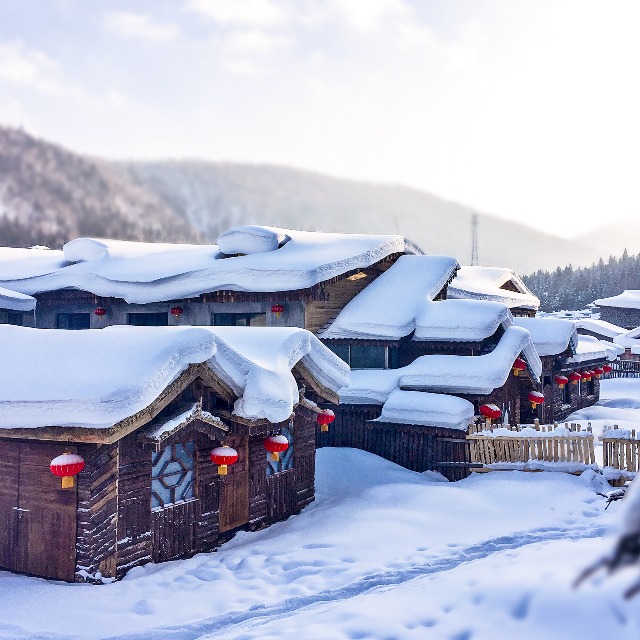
[75,443,118,582]
[597,305,640,330]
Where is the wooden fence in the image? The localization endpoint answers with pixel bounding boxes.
[468,422,595,469]
[601,426,640,475]
[610,360,640,378]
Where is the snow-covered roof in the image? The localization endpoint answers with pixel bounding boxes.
[320,255,513,342]
[574,318,626,339]
[0,286,36,311]
[512,317,577,357]
[0,226,419,303]
[0,325,349,430]
[613,326,640,348]
[340,326,541,404]
[566,335,616,364]
[448,266,540,310]
[374,389,475,431]
[594,290,640,310]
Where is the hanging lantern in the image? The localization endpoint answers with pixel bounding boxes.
[479,403,501,422]
[554,375,569,389]
[528,390,545,409]
[271,304,285,318]
[603,364,613,374]
[569,371,582,385]
[210,445,238,476]
[94,307,106,317]
[317,409,335,432]
[50,453,85,489]
[512,358,527,376]
[170,305,184,317]
[264,435,289,461]
[593,367,604,378]
[581,370,592,382]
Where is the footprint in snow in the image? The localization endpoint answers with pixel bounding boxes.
[132,599,155,616]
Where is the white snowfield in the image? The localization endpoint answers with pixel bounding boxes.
[0,325,349,428]
[594,289,640,309]
[375,389,475,430]
[321,255,514,343]
[341,326,541,405]
[0,286,35,311]
[0,226,418,303]
[448,265,540,310]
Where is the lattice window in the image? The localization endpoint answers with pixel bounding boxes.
[267,422,294,476]
[151,442,195,509]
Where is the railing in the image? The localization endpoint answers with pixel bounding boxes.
[609,360,640,378]
[468,421,596,469]
[601,426,640,474]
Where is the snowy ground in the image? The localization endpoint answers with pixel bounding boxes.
[2,380,640,639]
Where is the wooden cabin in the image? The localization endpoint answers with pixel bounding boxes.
[313,255,543,480]
[594,291,640,330]
[0,325,348,582]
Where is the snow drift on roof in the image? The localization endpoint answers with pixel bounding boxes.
[0,287,36,311]
[217,226,289,255]
[448,266,540,310]
[0,325,349,429]
[613,325,640,347]
[340,326,541,404]
[320,255,459,340]
[574,318,626,339]
[375,389,474,430]
[0,227,418,303]
[566,335,619,363]
[512,317,577,357]
[0,247,67,281]
[594,290,640,310]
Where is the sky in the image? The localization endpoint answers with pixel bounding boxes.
[0,0,639,239]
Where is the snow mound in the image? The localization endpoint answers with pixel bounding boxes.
[595,290,640,310]
[217,225,289,255]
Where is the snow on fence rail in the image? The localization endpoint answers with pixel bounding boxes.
[601,426,639,478]
[468,421,596,472]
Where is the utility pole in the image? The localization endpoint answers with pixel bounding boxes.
[471,214,479,266]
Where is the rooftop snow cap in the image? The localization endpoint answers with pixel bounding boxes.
[512,317,578,357]
[0,325,349,430]
[0,287,36,312]
[217,226,290,255]
[594,290,640,309]
[0,226,420,303]
[448,266,540,311]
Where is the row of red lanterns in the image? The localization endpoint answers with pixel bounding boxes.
[554,366,612,388]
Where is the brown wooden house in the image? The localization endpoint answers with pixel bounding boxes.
[0,325,348,582]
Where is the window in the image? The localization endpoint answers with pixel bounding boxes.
[562,382,572,405]
[326,343,390,369]
[267,422,294,476]
[128,312,168,326]
[212,313,266,327]
[587,379,595,396]
[57,313,90,330]
[151,442,195,509]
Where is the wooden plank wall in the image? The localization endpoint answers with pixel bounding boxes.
[195,430,221,550]
[316,404,471,481]
[75,443,118,581]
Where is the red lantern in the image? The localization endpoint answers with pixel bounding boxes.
[264,435,289,461]
[479,403,501,421]
[528,390,545,409]
[94,307,106,317]
[512,358,527,377]
[50,453,85,489]
[593,367,604,378]
[554,375,569,389]
[317,409,335,432]
[170,305,184,317]
[210,446,238,475]
[569,371,582,385]
[581,370,592,381]
[271,304,285,318]
[603,364,613,374]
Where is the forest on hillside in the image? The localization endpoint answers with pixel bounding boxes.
[523,249,640,311]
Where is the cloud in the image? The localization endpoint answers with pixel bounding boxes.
[104,12,180,42]
[222,29,292,56]
[0,40,62,93]
[326,0,411,33]
[185,0,288,28]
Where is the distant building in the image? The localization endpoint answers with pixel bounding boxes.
[594,291,640,329]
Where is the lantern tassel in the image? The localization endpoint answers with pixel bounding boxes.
[270,452,280,461]
[61,475,74,489]
[218,465,228,475]
[321,424,329,432]
[513,368,519,377]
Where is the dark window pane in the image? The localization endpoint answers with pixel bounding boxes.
[7,312,22,326]
[57,313,90,330]
[350,345,385,369]
[212,313,266,327]
[388,346,400,369]
[128,312,168,326]
[326,343,350,365]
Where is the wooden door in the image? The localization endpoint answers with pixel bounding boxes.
[0,441,77,582]
[219,438,249,533]
[0,441,20,573]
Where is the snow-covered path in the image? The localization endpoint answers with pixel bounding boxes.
[2,379,640,639]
